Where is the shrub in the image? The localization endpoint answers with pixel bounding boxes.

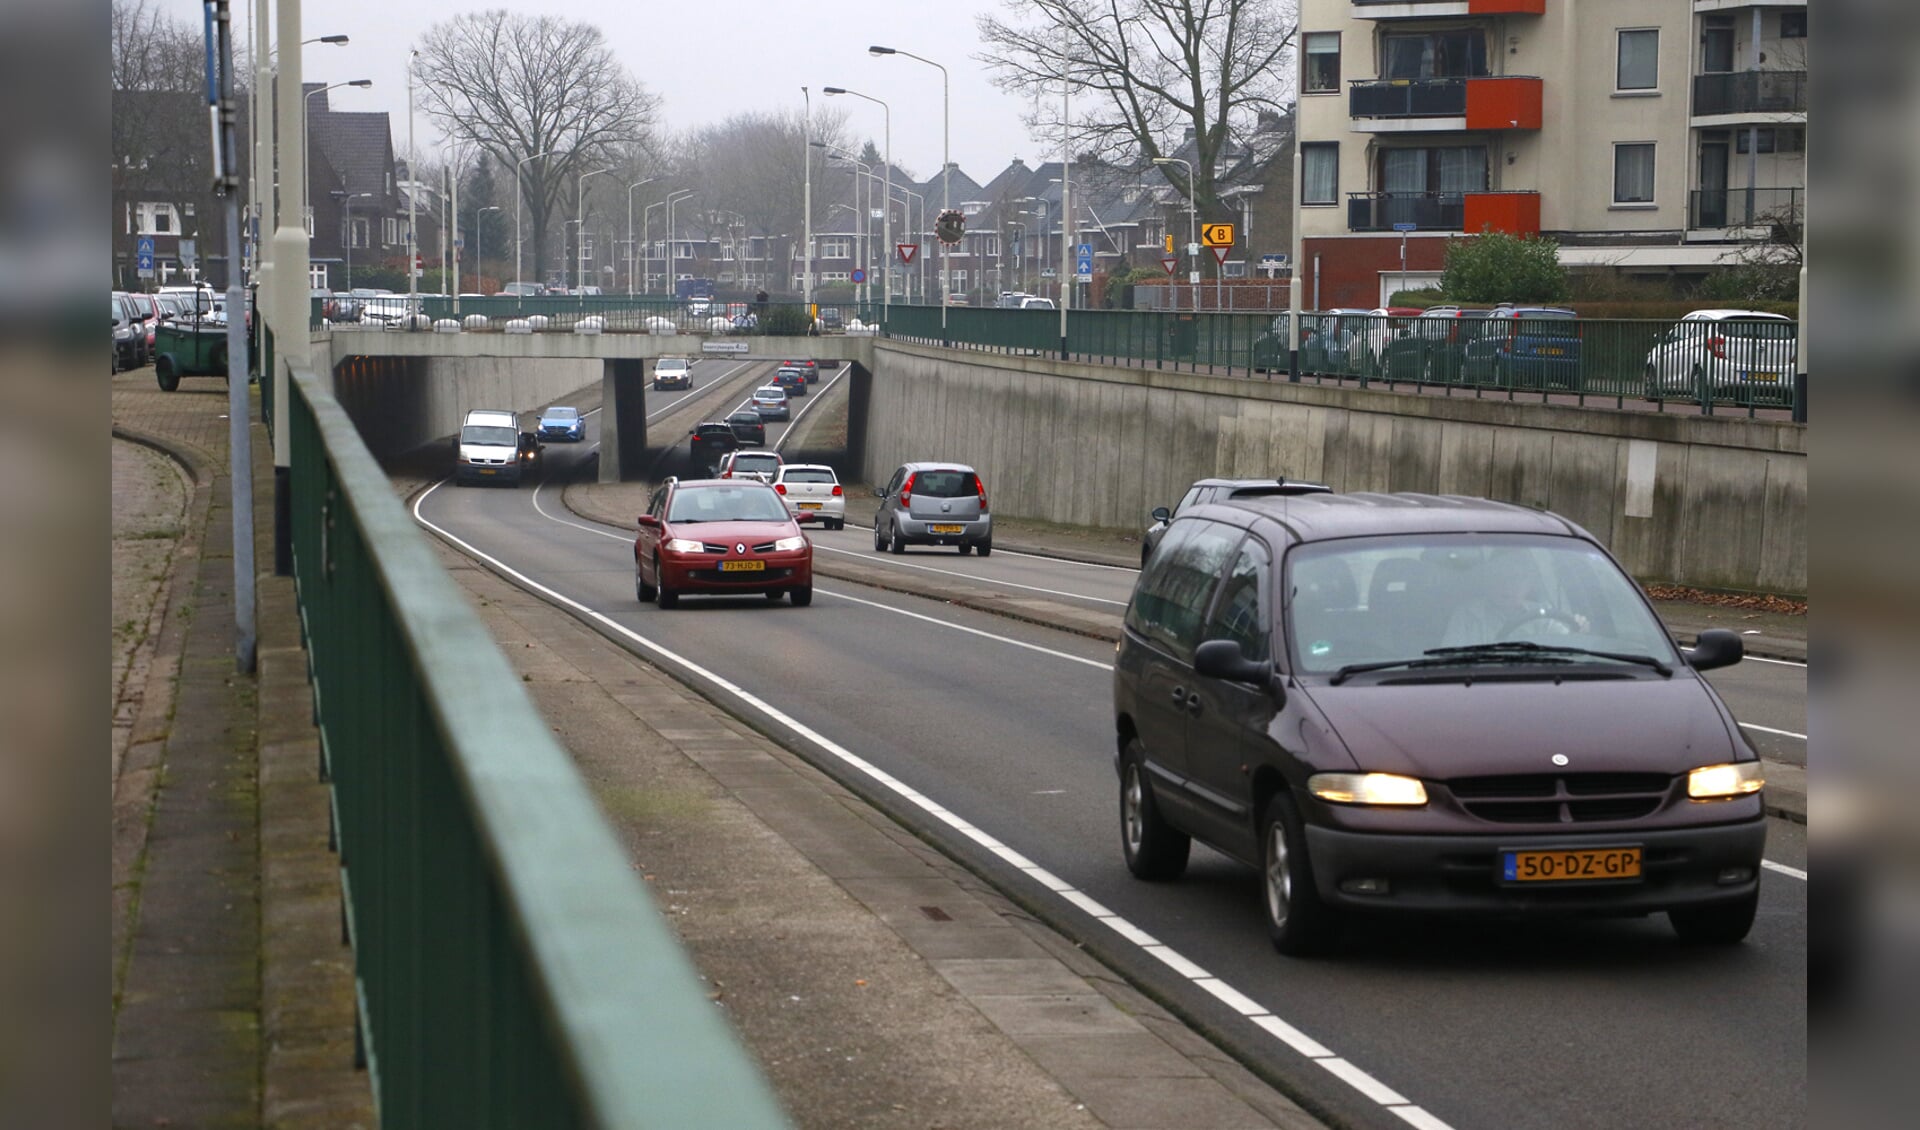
[760,305,814,335]
[1386,288,1448,308]
[1440,231,1569,304]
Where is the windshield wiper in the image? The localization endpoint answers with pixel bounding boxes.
[1330,651,1576,685]
[1424,641,1672,676]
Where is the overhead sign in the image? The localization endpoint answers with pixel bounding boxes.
[896,242,918,264]
[701,340,749,354]
[1201,223,1234,248]
[1161,255,1180,276]
[851,268,866,284]
[1211,246,1231,267]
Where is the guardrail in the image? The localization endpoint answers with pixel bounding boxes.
[287,363,791,1128]
[313,295,871,338]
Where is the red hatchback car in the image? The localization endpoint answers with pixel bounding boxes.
[634,479,814,608]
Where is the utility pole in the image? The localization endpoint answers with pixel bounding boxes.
[205,0,255,672]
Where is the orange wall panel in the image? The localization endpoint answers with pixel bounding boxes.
[1465,77,1544,130]
[1468,0,1546,14]
[1462,193,1542,236]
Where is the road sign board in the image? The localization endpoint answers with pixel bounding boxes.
[1210,246,1231,267]
[701,341,749,354]
[1201,223,1235,248]
[178,238,197,267]
[1075,273,1092,283]
[136,253,154,279]
[1164,234,1174,254]
[1077,243,1092,258]
[1391,222,1419,232]
[896,243,918,264]
[851,268,867,284]
[1040,267,1056,278]
[137,237,156,258]
[1075,254,1093,276]
[1161,256,1180,275]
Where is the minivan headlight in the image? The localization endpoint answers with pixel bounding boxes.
[1309,772,1428,806]
[771,535,806,552]
[1687,761,1765,800]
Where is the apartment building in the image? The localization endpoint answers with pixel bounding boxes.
[1294,0,1807,307]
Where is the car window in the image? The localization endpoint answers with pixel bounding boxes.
[782,468,835,484]
[1720,318,1794,340]
[460,425,516,446]
[1125,519,1241,660]
[544,407,578,420]
[732,454,780,473]
[1172,486,1204,516]
[1202,536,1272,663]
[666,485,790,524]
[913,470,979,498]
[883,468,905,496]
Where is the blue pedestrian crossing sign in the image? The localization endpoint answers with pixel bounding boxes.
[1075,242,1093,281]
[136,236,156,278]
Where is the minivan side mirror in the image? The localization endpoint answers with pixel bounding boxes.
[1687,628,1744,672]
[1194,639,1275,687]
[1150,506,1171,524]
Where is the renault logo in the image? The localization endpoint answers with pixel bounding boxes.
[1551,754,1570,766]
[735,543,746,554]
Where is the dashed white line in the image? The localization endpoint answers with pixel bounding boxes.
[1740,721,1807,741]
[814,587,1113,671]
[814,543,1127,606]
[1762,860,1807,881]
[774,363,852,451]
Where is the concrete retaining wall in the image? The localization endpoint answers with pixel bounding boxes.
[865,341,1805,594]
[323,342,601,458]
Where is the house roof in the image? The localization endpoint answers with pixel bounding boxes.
[309,108,394,203]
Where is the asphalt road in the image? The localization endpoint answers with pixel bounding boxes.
[414,405,1807,1130]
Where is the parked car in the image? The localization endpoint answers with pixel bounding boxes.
[653,357,693,390]
[112,293,146,372]
[817,307,845,331]
[774,463,846,530]
[718,450,784,484]
[1384,306,1497,382]
[1142,477,1332,566]
[454,409,523,486]
[686,296,712,317]
[772,367,809,396]
[688,422,741,474]
[780,359,821,383]
[497,281,547,297]
[1644,309,1796,401]
[750,386,791,421]
[725,411,768,446]
[872,463,992,555]
[1463,306,1582,389]
[1113,490,1765,955]
[537,405,585,442]
[633,479,814,608]
[1298,308,1376,374]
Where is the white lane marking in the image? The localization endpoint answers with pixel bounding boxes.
[648,359,755,423]
[814,544,1127,607]
[1763,860,1808,881]
[1746,655,1807,669]
[839,521,1142,574]
[774,363,852,452]
[529,481,632,542]
[814,587,1114,671]
[409,479,1458,1128]
[1740,721,1807,741]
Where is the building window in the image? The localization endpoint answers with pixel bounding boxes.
[1736,127,1805,154]
[382,217,398,245]
[951,270,968,289]
[136,202,179,235]
[1303,33,1340,94]
[820,237,851,259]
[1302,143,1338,206]
[350,218,369,248]
[822,271,850,283]
[1379,146,1488,194]
[310,264,329,290]
[1382,29,1487,80]
[1780,11,1806,38]
[1616,29,1659,92]
[1613,143,1656,204]
[303,206,314,236]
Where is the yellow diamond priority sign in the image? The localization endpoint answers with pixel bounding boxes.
[1201,223,1235,249]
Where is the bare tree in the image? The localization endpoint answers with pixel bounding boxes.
[679,109,852,293]
[112,0,202,94]
[411,11,659,283]
[977,0,1297,220]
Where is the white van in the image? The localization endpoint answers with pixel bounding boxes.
[455,409,523,486]
[653,357,693,390]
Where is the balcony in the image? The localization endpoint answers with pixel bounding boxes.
[1692,70,1806,117]
[1689,187,1803,231]
[1348,76,1542,131]
[1349,191,1541,234]
[1351,0,1545,17]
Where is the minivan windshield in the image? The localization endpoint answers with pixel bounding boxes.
[667,485,790,524]
[460,425,517,447]
[1285,534,1677,676]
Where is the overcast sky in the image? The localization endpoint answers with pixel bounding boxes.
[172,0,1059,181]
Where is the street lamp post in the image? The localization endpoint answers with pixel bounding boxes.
[406,51,418,319]
[801,86,812,314]
[1152,156,1200,311]
[869,46,947,332]
[250,31,347,280]
[824,86,891,318]
[514,148,556,292]
[891,185,925,301]
[668,190,699,298]
[643,191,690,294]
[335,191,373,290]
[575,167,613,292]
[625,177,657,295]
[474,205,500,292]
[813,143,873,306]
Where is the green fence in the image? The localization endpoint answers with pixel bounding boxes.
[288,365,790,1129]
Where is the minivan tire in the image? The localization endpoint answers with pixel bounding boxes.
[1261,793,1337,957]
[1668,890,1758,945]
[1120,740,1189,880]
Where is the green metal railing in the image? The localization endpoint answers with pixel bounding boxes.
[288,365,790,1129]
[318,294,870,337]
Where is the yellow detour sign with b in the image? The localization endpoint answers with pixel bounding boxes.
[1201,223,1235,248]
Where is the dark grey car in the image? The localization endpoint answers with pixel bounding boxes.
[1142,478,1330,566]
[872,462,992,555]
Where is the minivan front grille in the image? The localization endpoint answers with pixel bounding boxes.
[1446,772,1673,824]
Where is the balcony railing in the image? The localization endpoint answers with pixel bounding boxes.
[1351,78,1469,118]
[1689,187,1803,230]
[1348,191,1466,232]
[1692,70,1806,115]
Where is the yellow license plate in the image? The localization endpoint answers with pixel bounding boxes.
[479,468,495,475]
[1503,847,1640,882]
[719,560,765,573]
[1538,347,1564,356]
[929,524,964,534]
[1748,372,1778,382]
[798,502,822,510]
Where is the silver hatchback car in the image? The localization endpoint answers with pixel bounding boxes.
[873,462,992,555]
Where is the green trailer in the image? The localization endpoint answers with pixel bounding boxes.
[153,316,231,391]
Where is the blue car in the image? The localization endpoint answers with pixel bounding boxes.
[537,405,585,442]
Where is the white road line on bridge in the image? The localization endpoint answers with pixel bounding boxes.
[409,478,1459,1130]
[774,363,852,451]
[1762,860,1808,881]
[838,521,1142,574]
[1740,722,1807,741]
[1745,655,1807,669]
[814,544,1127,607]
[815,587,1114,670]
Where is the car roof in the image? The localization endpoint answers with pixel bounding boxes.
[898,461,978,473]
[1192,491,1584,545]
[541,405,578,414]
[755,385,786,394]
[778,463,835,474]
[1681,309,1792,320]
[729,450,782,459]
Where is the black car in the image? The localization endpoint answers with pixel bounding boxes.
[689,421,740,475]
[1115,492,1765,956]
[1142,478,1330,566]
[516,432,544,473]
[773,368,809,396]
[725,411,768,446]
[780,359,821,383]
[817,307,845,332]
